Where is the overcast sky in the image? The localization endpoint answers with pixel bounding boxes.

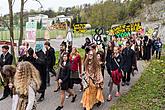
[0,0,101,15]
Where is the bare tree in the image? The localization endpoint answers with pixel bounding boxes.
[18,0,28,51]
[8,0,16,64]
[18,0,43,50]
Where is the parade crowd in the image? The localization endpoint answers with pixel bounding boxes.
[0,33,163,110]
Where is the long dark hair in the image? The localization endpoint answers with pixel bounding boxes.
[84,51,100,74]
[60,52,70,67]
[97,51,105,62]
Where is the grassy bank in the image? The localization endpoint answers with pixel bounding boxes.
[111,56,165,110]
[0,29,92,40]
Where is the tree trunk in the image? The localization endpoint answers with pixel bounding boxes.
[18,0,24,51]
[8,0,16,65]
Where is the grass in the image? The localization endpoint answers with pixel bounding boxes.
[54,48,85,68]
[0,29,93,40]
[110,56,165,110]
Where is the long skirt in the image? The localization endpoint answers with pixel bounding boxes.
[81,79,104,110]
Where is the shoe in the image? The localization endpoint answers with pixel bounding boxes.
[0,95,8,101]
[126,82,130,86]
[121,82,125,86]
[96,101,101,107]
[107,95,112,102]
[37,97,44,102]
[115,92,121,97]
[79,86,83,92]
[66,94,71,99]
[54,87,60,92]
[71,94,77,102]
[56,106,63,110]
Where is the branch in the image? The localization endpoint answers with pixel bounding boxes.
[0,18,10,30]
[24,0,28,4]
[12,0,15,6]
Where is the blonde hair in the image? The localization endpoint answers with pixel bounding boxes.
[14,61,41,96]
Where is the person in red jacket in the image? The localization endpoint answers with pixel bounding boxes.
[69,47,83,92]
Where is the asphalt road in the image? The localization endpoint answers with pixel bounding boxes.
[0,60,146,110]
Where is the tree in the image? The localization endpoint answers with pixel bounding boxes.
[18,0,43,51]
[18,0,28,52]
[8,0,16,64]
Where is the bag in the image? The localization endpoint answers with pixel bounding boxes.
[81,72,88,90]
[111,69,122,85]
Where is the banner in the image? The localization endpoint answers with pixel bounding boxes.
[25,22,37,42]
[73,23,91,33]
[109,22,143,38]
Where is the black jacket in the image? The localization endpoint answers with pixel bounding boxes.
[45,47,56,68]
[0,52,13,66]
[35,50,47,91]
[59,61,70,83]
[122,47,135,72]
[106,49,113,70]
[110,54,123,71]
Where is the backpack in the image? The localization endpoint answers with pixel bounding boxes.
[111,69,122,85]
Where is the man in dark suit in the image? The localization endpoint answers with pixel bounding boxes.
[0,45,13,101]
[121,41,136,86]
[44,41,56,86]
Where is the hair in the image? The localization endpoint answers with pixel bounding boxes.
[23,42,29,47]
[84,51,100,75]
[126,41,130,45]
[14,61,41,96]
[71,47,79,55]
[28,48,34,56]
[2,65,16,77]
[97,51,105,62]
[2,45,9,50]
[44,41,50,46]
[85,37,91,43]
[108,41,114,51]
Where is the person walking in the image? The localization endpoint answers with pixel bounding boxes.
[107,47,123,101]
[154,37,163,59]
[34,44,47,102]
[44,41,56,86]
[56,52,77,110]
[69,47,83,92]
[13,61,41,110]
[121,41,136,86]
[81,50,104,110]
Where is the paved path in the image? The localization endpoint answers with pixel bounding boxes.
[0,60,147,110]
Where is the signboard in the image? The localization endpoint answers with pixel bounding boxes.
[25,22,37,42]
[109,22,143,38]
[73,23,91,33]
[47,22,67,31]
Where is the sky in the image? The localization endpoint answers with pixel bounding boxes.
[0,0,102,15]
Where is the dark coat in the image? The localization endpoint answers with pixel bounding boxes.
[59,61,70,83]
[0,52,13,66]
[122,47,135,72]
[106,49,113,70]
[109,54,123,71]
[35,50,47,92]
[45,47,56,69]
[143,39,152,60]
